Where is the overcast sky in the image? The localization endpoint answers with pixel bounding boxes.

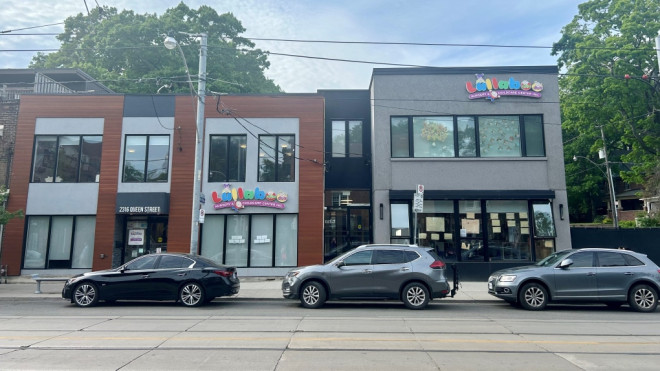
[0,0,584,92]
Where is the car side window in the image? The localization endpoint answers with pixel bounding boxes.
[125,255,158,270]
[343,250,373,266]
[404,251,420,263]
[597,251,627,267]
[622,254,644,266]
[158,255,191,269]
[373,250,405,264]
[566,252,594,268]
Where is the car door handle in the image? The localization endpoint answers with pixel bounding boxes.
[586,272,596,276]
[142,274,150,278]
[401,267,410,271]
[177,273,186,276]
[624,272,634,276]
[364,269,372,274]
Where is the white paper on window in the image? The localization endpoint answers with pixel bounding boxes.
[225,215,249,266]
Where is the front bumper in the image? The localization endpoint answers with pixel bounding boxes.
[488,277,517,299]
[281,279,299,299]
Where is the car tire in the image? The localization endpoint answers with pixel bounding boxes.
[300,281,326,309]
[518,282,548,311]
[628,284,658,312]
[402,282,430,310]
[180,282,205,307]
[73,282,99,307]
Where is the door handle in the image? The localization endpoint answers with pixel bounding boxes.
[624,272,634,276]
[364,269,372,274]
[586,272,596,276]
[401,267,410,271]
[142,274,150,278]
[177,273,186,276]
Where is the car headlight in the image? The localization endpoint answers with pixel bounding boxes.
[285,271,300,284]
[498,275,517,282]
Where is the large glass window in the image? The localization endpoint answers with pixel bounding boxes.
[122,135,169,182]
[258,135,295,182]
[23,216,96,269]
[332,120,363,158]
[391,117,410,158]
[209,135,247,182]
[459,200,484,261]
[413,117,454,157]
[416,200,456,261]
[201,214,298,267]
[524,115,545,156]
[486,200,530,261]
[478,116,521,157]
[31,135,102,183]
[457,117,477,157]
[391,203,410,243]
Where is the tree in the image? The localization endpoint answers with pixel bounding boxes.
[0,187,23,226]
[30,2,281,94]
[552,0,660,221]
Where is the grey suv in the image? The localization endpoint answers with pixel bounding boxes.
[488,248,660,312]
[282,244,457,309]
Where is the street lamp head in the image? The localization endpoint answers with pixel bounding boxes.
[573,155,577,161]
[164,36,178,50]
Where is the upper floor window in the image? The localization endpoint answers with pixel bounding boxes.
[122,135,169,182]
[32,135,102,183]
[258,134,295,182]
[391,115,545,158]
[332,120,363,158]
[209,135,247,182]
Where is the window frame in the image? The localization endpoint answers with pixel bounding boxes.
[332,120,363,158]
[257,134,296,182]
[31,135,103,183]
[390,114,545,158]
[122,134,170,183]
[208,134,247,182]
[22,215,96,269]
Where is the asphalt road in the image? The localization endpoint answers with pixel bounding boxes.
[1,298,659,370]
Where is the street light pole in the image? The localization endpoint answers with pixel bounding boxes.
[573,151,619,228]
[599,126,618,228]
[164,33,207,255]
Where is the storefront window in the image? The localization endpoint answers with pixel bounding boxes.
[49,216,73,266]
[71,216,95,269]
[486,200,531,261]
[201,215,225,263]
[459,200,483,261]
[532,202,556,237]
[23,216,96,269]
[24,216,49,268]
[391,117,410,158]
[275,215,297,266]
[534,239,555,261]
[478,116,521,157]
[390,203,410,243]
[413,117,454,157]
[251,215,274,266]
[457,117,477,157]
[416,201,456,261]
[225,215,249,266]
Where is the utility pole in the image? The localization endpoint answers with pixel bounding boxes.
[599,126,619,228]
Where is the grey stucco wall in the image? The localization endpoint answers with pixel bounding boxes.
[370,67,570,251]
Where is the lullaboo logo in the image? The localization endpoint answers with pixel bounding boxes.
[212,183,287,212]
[465,73,543,102]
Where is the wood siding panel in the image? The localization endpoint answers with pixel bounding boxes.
[2,95,124,275]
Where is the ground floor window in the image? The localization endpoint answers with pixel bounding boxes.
[200,214,297,267]
[23,215,96,269]
[392,199,556,262]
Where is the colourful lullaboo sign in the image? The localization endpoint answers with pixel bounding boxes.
[212,184,287,212]
[466,73,543,102]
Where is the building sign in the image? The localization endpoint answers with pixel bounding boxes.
[212,184,288,212]
[116,193,170,214]
[466,73,543,102]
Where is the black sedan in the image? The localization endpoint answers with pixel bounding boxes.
[62,253,239,307]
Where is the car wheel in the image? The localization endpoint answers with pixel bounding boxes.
[402,282,430,310]
[628,284,658,312]
[300,281,326,309]
[519,282,548,311]
[73,282,99,307]
[180,282,205,307]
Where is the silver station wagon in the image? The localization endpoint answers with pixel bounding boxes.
[282,244,458,309]
[488,248,660,312]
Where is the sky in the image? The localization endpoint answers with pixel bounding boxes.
[0,0,585,93]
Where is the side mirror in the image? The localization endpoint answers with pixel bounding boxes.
[559,258,573,269]
[335,261,345,268]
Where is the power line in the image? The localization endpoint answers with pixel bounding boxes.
[1,22,64,34]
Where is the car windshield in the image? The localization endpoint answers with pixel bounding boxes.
[535,249,573,267]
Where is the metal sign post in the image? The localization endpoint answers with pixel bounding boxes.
[413,185,424,245]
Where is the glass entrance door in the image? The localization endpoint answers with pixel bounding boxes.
[324,207,371,262]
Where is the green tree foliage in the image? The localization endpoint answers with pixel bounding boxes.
[0,187,23,226]
[30,3,281,94]
[552,0,660,221]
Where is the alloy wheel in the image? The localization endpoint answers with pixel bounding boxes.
[634,288,655,309]
[180,283,203,306]
[522,285,547,310]
[74,283,98,307]
[406,286,426,306]
[302,284,320,305]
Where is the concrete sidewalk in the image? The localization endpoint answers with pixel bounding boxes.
[0,277,495,301]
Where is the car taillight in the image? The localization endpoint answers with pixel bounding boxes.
[430,260,446,269]
[214,270,233,277]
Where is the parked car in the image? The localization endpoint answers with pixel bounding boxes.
[488,248,660,312]
[282,244,457,310]
[62,253,239,307]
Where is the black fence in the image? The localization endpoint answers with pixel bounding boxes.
[570,227,660,265]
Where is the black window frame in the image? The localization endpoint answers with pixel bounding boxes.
[257,134,296,182]
[208,134,247,182]
[31,135,103,183]
[331,120,363,158]
[390,114,545,158]
[122,134,170,183]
